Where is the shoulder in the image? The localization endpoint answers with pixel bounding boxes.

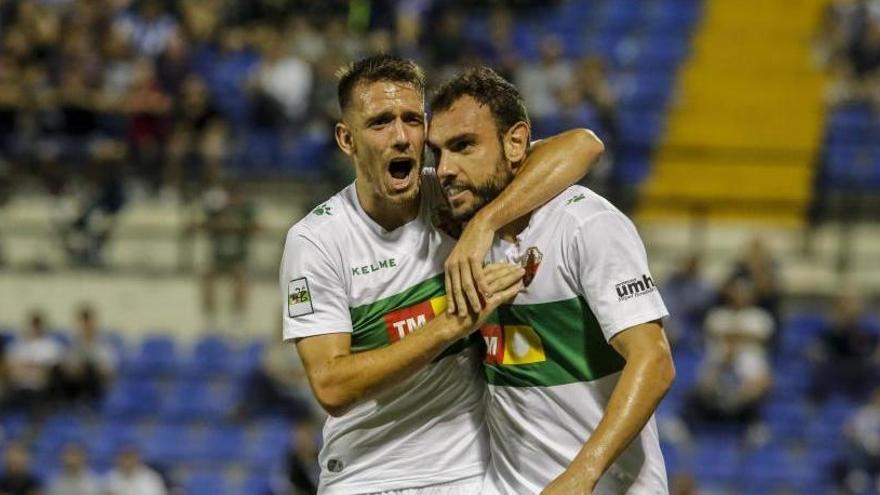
[550,185,636,235]
[283,187,352,251]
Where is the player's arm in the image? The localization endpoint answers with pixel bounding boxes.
[542,322,675,494]
[445,128,605,316]
[295,263,524,417]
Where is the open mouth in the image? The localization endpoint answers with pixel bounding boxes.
[386,157,416,192]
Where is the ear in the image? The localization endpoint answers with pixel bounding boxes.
[335,121,355,157]
[503,121,530,168]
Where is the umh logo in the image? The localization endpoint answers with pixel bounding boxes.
[615,274,656,301]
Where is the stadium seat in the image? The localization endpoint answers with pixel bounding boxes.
[128,335,179,376]
[186,471,228,495]
[197,425,247,463]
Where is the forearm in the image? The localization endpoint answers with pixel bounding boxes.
[567,353,674,484]
[310,312,470,415]
[475,128,604,230]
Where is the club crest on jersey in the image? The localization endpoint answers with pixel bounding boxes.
[520,247,543,287]
[287,277,314,317]
[384,296,447,343]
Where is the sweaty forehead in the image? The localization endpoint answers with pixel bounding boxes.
[429,96,494,141]
[352,80,424,116]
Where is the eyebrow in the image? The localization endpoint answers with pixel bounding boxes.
[437,132,478,149]
[364,109,424,126]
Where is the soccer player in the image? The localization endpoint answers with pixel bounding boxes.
[428,67,675,494]
[280,55,605,495]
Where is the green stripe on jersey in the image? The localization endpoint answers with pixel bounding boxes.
[482,296,624,387]
[349,274,468,359]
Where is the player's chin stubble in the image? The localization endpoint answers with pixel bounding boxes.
[451,166,514,223]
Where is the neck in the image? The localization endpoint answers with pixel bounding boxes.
[497,212,532,243]
[355,180,419,231]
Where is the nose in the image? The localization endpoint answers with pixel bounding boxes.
[435,150,457,182]
[391,118,409,152]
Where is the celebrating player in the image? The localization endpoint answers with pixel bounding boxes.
[428,67,675,494]
[279,55,604,494]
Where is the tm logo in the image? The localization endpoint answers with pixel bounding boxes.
[313,204,332,216]
[566,193,585,205]
[615,274,656,301]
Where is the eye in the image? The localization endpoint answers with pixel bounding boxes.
[369,116,392,129]
[405,115,424,126]
[450,140,473,153]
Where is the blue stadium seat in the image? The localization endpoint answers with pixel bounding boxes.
[246,420,291,467]
[186,471,228,495]
[198,425,247,463]
[185,335,234,377]
[129,335,179,376]
[144,424,199,464]
[102,378,162,418]
[240,473,272,495]
[159,380,234,422]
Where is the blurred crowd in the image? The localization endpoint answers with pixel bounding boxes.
[661,236,880,495]
[0,0,618,193]
[0,305,322,495]
[816,0,880,108]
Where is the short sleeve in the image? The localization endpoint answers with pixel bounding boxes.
[279,230,353,342]
[571,211,669,341]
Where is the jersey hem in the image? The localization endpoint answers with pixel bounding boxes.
[318,464,486,495]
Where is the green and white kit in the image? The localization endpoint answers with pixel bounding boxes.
[279,172,487,495]
[479,185,669,495]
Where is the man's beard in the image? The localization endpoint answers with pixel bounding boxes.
[447,160,514,223]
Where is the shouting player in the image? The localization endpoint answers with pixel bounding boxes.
[428,67,675,494]
[280,55,605,494]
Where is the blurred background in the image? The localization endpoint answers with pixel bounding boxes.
[0,0,878,493]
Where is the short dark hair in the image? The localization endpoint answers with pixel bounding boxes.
[430,66,530,137]
[336,55,426,113]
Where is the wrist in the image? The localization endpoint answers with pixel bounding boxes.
[472,205,503,232]
[436,311,473,341]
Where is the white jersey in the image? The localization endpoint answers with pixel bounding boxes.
[479,186,669,495]
[279,172,488,495]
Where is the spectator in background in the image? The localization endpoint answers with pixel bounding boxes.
[200,182,258,330]
[126,57,172,191]
[102,446,166,495]
[234,344,312,420]
[2,311,63,414]
[705,279,775,353]
[515,35,572,120]
[47,443,100,495]
[684,280,773,439]
[572,56,617,146]
[113,0,179,58]
[726,237,782,327]
[252,30,313,126]
[839,388,880,492]
[50,305,117,406]
[270,418,319,495]
[61,143,128,267]
[662,254,716,345]
[808,292,879,403]
[0,440,42,495]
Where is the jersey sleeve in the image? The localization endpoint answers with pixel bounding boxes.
[570,211,668,342]
[279,229,353,342]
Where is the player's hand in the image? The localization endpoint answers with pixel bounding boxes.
[541,469,594,495]
[446,263,524,340]
[444,217,495,317]
[467,262,524,331]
